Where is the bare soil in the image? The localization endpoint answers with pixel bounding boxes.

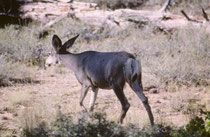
[0,67,209,136]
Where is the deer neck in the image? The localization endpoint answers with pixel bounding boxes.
[57,52,79,72]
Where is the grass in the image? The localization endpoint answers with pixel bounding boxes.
[168,0,210,16]
[20,110,210,137]
[168,90,206,116]
[67,24,209,87]
[1,14,209,87]
[0,24,49,65]
[0,1,210,136]
[7,91,31,106]
[0,56,37,86]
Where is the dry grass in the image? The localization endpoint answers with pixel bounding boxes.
[0,56,37,86]
[1,15,209,87]
[168,0,210,16]
[0,24,50,65]
[0,1,210,136]
[0,66,209,136]
[66,25,209,87]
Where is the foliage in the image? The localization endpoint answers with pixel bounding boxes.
[51,112,126,137]
[21,110,210,137]
[170,109,210,137]
[201,109,210,135]
[185,116,206,136]
[176,110,210,137]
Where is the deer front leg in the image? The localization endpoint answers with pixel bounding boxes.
[89,87,99,112]
[79,85,89,112]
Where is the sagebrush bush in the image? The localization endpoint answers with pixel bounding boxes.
[21,110,210,137]
[0,17,114,86]
[69,25,209,86]
[126,26,210,86]
[20,111,170,137]
[1,11,209,87]
[0,56,36,86]
[0,24,49,65]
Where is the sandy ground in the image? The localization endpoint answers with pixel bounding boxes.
[0,67,209,136]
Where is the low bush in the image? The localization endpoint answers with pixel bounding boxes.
[21,110,210,137]
[0,24,49,65]
[71,25,209,87]
[0,11,209,87]
[0,56,37,86]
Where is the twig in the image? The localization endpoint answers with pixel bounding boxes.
[0,13,20,18]
[181,10,202,23]
[42,13,68,30]
[202,8,209,21]
[181,10,191,21]
[159,0,171,12]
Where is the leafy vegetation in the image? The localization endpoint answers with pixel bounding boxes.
[21,110,210,137]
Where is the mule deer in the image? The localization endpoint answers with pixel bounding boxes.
[45,34,154,126]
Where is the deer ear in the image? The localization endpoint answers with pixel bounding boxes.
[63,34,79,49]
[52,35,62,52]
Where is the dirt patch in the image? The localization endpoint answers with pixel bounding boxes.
[0,67,209,136]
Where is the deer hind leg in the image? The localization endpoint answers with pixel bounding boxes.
[89,87,99,112]
[79,85,89,112]
[112,85,130,124]
[131,80,154,126]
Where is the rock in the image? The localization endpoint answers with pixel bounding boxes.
[150,88,158,94]
[13,0,210,34]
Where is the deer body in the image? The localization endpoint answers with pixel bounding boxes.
[59,51,135,89]
[46,35,154,126]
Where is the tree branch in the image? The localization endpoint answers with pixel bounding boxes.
[181,10,202,23]
[159,0,171,12]
[202,8,209,21]
[181,10,191,21]
[0,13,20,18]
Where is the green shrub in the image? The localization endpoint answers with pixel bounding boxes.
[185,116,206,136]
[51,112,127,137]
[20,110,210,137]
[201,109,210,135]
[171,109,210,137]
